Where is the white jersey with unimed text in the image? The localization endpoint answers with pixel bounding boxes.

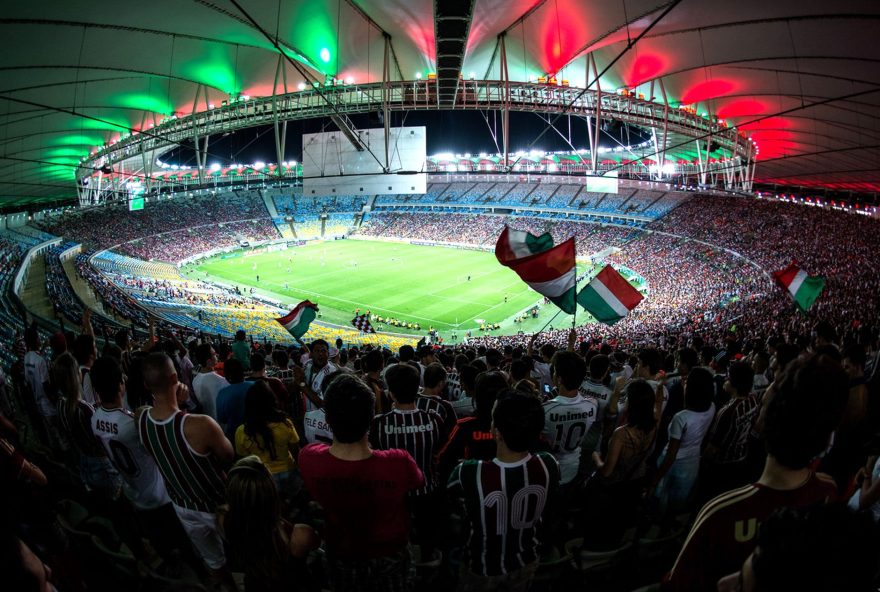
[542,394,597,484]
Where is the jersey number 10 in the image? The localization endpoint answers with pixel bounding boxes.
[483,485,548,535]
[554,421,587,452]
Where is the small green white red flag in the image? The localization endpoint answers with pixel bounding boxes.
[576,265,644,325]
[275,300,318,339]
[772,262,825,312]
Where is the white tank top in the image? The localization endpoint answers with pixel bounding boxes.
[92,406,170,509]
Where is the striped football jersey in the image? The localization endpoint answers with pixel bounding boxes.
[138,409,226,513]
[448,452,560,576]
[370,408,442,496]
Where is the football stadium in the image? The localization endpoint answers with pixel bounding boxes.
[2,1,880,591]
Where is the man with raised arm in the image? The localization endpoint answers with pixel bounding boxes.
[138,352,236,591]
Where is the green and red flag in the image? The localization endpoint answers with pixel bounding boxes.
[495,226,577,314]
[576,264,644,325]
[772,262,825,312]
[275,300,318,339]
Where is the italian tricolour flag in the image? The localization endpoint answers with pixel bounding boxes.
[772,262,825,312]
[577,264,644,325]
[495,227,577,314]
[275,300,319,339]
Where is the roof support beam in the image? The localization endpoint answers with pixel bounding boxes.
[499,33,510,169]
[273,54,288,177]
[227,0,372,156]
[434,0,476,106]
[588,53,602,172]
[383,33,392,172]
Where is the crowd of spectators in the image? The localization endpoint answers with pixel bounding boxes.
[74,253,151,326]
[44,246,91,326]
[357,212,506,244]
[0,237,28,367]
[4,312,879,591]
[652,195,880,330]
[38,191,271,251]
[119,219,280,263]
[5,189,880,591]
[272,193,366,218]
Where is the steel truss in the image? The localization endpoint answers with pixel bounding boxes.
[78,79,753,204]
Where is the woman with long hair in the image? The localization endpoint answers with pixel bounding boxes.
[235,381,300,492]
[52,352,121,499]
[583,379,662,549]
[649,367,717,524]
[222,456,319,591]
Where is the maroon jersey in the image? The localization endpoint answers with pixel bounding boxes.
[299,444,423,560]
[448,452,560,576]
[664,472,837,591]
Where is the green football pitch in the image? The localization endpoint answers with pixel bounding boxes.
[185,238,594,333]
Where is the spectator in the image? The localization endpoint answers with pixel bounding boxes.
[543,350,595,486]
[371,363,444,562]
[299,373,423,591]
[54,352,122,500]
[716,504,880,592]
[586,379,660,550]
[664,354,848,591]
[848,455,880,521]
[249,352,289,410]
[649,367,716,524]
[360,348,389,414]
[294,339,337,411]
[448,390,560,589]
[417,362,457,441]
[702,360,759,498]
[89,355,199,567]
[192,342,229,419]
[222,455,319,592]
[216,358,253,442]
[438,370,507,480]
[72,331,99,405]
[232,330,251,371]
[235,381,300,494]
[139,352,235,591]
[23,325,60,450]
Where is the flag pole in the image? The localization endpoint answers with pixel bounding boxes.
[572,264,578,330]
[536,308,564,335]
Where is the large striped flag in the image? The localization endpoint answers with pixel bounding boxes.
[772,262,825,312]
[576,265,644,325]
[275,300,319,339]
[495,226,577,314]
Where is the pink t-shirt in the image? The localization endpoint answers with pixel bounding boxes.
[299,444,424,559]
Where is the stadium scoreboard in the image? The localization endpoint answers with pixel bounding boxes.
[302,126,427,196]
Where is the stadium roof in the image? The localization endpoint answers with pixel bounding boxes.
[1,0,879,207]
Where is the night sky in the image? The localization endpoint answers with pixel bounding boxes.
[161,110,650,168]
